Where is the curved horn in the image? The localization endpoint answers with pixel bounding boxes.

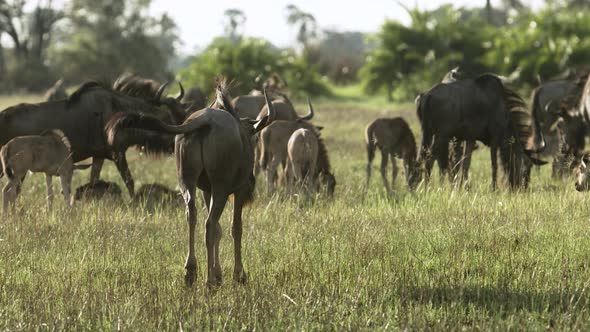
[176,82,185,101]
[263,88,275,124]
[300,96,314,121]
[156,81,171,100]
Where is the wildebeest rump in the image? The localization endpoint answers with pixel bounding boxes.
[417,74,546,189]
[106,83,276,287]
[0,74,187,196]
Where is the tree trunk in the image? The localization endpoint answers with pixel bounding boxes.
[486,0,493,24]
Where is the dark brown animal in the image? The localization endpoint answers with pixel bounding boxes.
[106,83,276,287]
[134,183,182,209]
[0,74,187,197]
[74,180,123,202]
[181,86,207,111]
[365,117,420,195]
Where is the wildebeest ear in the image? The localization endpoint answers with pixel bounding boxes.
[582,155,590,169]
[252,117,269,133]
[315,126,324,131]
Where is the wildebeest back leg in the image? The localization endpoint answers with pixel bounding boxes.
[461,141,475,185]
[232,190,248,283]
[450,140,463,183]
[90,158,105,184]
[182,184,198,287]
[380,150,391,194]
[433,138,450,184]
[45,174,53,211]
[201,190,211,212]
[205,191,228,287]
[113,153,135,196]
[266,157,281,194]
[490,144,498,191]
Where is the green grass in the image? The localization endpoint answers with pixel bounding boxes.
[1,91,590,330]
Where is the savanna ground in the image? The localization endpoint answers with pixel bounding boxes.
[1,86,590,330]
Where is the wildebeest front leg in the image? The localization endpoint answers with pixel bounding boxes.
[60,171,73,207]
[266,157,281,194]
[45,174,54,210]
[390,153,398,194]
[183,185,198,286]
[3,178,21,215]
[90,158,105,184]
[113,153,135,196]
[461,141,475,186]
[232,192,248,283]
[380,150,390,194]
[205,193,228,287]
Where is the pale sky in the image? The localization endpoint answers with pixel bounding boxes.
[149,0,545,53]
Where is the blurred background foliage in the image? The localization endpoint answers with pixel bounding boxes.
[0,0,590,100]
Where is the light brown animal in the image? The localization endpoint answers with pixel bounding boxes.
[365,117,420,195]
[286,128,319,193]
[256,94,314,121]
[106,83,275,287]
[1,130,88,213]
[259,119,334,195]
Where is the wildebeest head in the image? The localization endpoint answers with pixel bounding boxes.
[319,171,336,196]
[575,153,590,191]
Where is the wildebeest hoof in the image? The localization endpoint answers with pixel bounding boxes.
[234,270,248,284]
[206,277,222,289]
[185,269,197,287]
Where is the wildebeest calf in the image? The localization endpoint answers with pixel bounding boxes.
[286,128,319,193]
[1,130,88,213]
[74,180,123,203]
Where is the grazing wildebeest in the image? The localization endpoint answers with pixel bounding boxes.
[259,118,334,196]
[181,86,207,111]
[529,78,577,177]
[286,128,319,193]
[44,79,68,101]
[74,180,123,203]
[575,153,590,191]
[1,130,89,213]
[134,183,182,208]
[0,73,187,197]
[417,74,546,190]
[554,73,590,176]
[106,83,276,287]
[365,117,420,195]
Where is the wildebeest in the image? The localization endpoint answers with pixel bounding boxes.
[417,74,546,190]
[134,183,182,209]
[285,128,319,193]
[575,153,590,191]
[553,73,590,176]
[74,180,123,203]
[44,79,68,101]
[365,117,420,195]
[259,118,334,195]
[256,94,314,122]
[1,130,89,213]
[106,82,276,287]
[0,73,187,197]
[529,78,577,177]
[181,86,207,111]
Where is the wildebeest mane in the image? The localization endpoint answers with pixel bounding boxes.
[113,73,162,102]
[560,72,590,116]
[313,127,331,173]
[213,78,239,118]
[67,81,105,105]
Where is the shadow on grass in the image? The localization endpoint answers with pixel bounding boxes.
[400,285,587,314]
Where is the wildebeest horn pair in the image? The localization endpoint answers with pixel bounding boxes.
[299,96,314,121]
[155,81,185,101]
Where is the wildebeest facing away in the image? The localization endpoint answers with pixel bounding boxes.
[74,180,123,203]
[1,130,89,213]
[0,73,187,197]
[417,74,546,190]
[259,117,335,196]
[365,117,420,195]
[286,128,319,193]
[106,83,276,287]
[44,79,68,101]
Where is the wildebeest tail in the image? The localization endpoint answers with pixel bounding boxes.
[106,112,211,147]
[0,146,13,180]
[416,93,432,161]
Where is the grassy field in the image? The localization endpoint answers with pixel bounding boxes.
[1,88,590,330]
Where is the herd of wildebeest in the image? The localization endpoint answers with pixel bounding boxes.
[2,67,590,286]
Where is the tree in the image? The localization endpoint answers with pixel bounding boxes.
[223,8,246,43]
[52,0,179,83]
[285,4,317,52]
